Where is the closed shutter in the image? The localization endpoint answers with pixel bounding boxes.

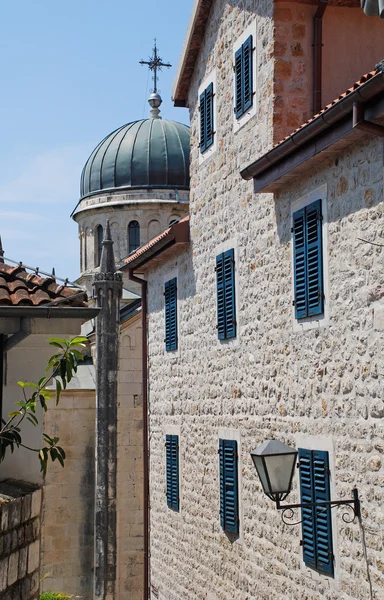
[216,254,226,340]
[234,35,253,118]
[293,200,323,319]
[216,249,236,340]
[223,249,236,339]
[298,448,334,576]
[164,278,178,352]
[298,448,317,568]
[199,90,206,153]
[166,434,179,511]
[313,450,334,576]
[205,82,214,150]
[219,439,239,534]
[306,200,323,317]
[242,35,253,112]
[234,46,243,118]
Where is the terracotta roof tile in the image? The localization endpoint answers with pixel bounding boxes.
[273,70,377,148]
[0,263,88,307]
[124,215,190,266]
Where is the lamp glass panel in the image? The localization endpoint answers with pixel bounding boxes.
[252,455,272,495]
[264,453,296,494]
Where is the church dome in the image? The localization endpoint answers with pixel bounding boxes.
[80,117,190,198]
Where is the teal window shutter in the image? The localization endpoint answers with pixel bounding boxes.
[298,448,334,576]
[242,35,253,112]
[205,82,214,150]
[216,249,236,340]
[234,46,243,118]
[164,278,178,351]
[223,249,236,339]
[219,439,239,534]
[293,200,323,319]
[234,35,253,118]
[199,90,206,153]
[216,254,226,340]
[166,434,179,511]
[313,450,334,576]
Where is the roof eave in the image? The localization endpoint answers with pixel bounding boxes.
[122,219,190,273]
[172,0,214,107]
[240,68,384,191]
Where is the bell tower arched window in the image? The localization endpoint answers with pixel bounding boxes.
[128,221,140,253]
[96,225,103,267]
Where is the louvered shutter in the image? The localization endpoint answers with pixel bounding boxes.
[219,439,225,528]
[306,200,323,317]
[299,449,334,576]
[216,254,226,340]
[242,35,253,112]
[223,249,236,339]
[298,448,317,569]
[293,200,323,319]
[199,90,206,153]
[166,435,179,511]
[313,450,333,576]
[205,82,214,150]
[166,434,173,509]
[234,46,243,118]
[164,278,177,352]
[293,208,307,319]
[219,439,239,534]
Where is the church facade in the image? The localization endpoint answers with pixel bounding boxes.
[125,2,384,599]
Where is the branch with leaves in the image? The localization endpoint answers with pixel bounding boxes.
[0,336,87,475]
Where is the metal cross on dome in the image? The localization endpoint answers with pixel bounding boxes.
[140,40,171,93]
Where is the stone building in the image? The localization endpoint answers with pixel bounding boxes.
[41,90,190,599]
[0,261,97,600]
[124,2,384,599]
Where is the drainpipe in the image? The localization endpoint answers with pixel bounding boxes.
[313,0,328,115]
[128,269,149,600]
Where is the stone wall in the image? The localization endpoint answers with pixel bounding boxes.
[146,128,384,599]
[116,313,144,600]
[144,0,384,595]
[41,389,95,598]
[0,482,42,600]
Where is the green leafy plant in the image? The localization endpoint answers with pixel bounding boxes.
[40,592,71,600]
[0,336,87,475]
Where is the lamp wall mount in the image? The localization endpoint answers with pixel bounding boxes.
[275,487,360,526]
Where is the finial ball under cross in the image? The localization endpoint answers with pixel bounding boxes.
[140,39,171,94]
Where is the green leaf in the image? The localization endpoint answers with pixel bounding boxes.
[69,336,88,346]
[7,411,22,418]
[55,380,62,405]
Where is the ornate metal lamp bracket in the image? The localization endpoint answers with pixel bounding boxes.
[276,488,360,527]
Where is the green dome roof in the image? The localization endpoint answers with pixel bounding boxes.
[80,118,190,198]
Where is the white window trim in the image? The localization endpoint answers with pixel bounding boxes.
[198,70,217,165]
[163,267,180,357]
[291,184,329,332]
[215,238,241,347]
[233,18,258,134]
[294,434,340,588]
[218,428,243,542]
[164,424,182,515]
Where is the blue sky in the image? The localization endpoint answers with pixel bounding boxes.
[0,0,192,281]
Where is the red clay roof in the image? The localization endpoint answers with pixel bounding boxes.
[240,63,384,184]
[123,216,190,272]
[124,216,190,265]
[0,263,87,307]
[274,69,378,148]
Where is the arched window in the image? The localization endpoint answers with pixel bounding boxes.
[169,218,179,226]
[96,225,103,267]
[128,221,140,253]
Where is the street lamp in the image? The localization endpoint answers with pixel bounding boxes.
[250,439,360,523]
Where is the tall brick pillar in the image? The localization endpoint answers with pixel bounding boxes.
[93,221,122,600]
